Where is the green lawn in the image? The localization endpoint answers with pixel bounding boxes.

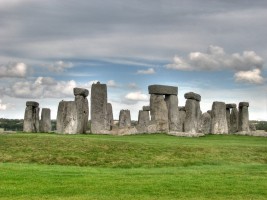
[0,133,266,199]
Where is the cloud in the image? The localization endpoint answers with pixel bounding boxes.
[234,69,264,84]
[107,80,119,88]
[47,61,73,73]
[166,45,264,71]
[4,77,80,99]
[0,62,28,78]
[125,91,149,101]
[0,99,8,110]
[137,68,155,74]
[128,82,139,90]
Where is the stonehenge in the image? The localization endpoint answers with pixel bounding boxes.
[23,82,254,137]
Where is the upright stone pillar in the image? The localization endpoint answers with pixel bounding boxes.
[107,103,113,130]
[23,101,39,133]
[119,110,131,128]
[226,103,236,133]
[230,106,238,133]
[148,84,178,133]
[138,110,150,127]
[238,102,250,132]
[178,106,186,132]
[40,108,51,132]
[198,112,211,134]
[184,92,201,134]
[91,82,108,133]
[211,101,228,134]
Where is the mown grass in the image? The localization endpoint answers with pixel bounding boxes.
[0,133,266,199]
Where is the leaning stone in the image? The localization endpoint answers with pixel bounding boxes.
[107,103,114,130]
[91,82,108,133]
[198,112,211,134]
[40,108,51,133]
[238,102,250,132]
[239,102,249,107]
[230,107,238,133]
[119,110,131,128]
[184,99,201,134]
[226,103,236,109]
[148,85,178,95]
[73,87,89,97]
[150,94,169,132]
[184,92,201,102]
[165,95,180,131]
[142,106,150,111]
[26,101,39,107]
[211,101,228,134]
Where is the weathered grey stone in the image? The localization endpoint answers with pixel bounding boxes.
[40,108,51,133]
[23,101,39,133]
[56,101,77,134]
[148,85,178,95]
[137,110,150,132]
[184,92,201,102]
[239,102,249,107]
[226,107,231,133]
[73,87,89,97]
[150,94,169,132]
[230,107,239,133]
[107,103,114,130]
[26,101,39,107]
[119,110,131,128]
[207,110,211,115]
[178,106,185,111]
[142,106,150,111]
[165,95,180,131]
[238,102,250,132]
[184,99,201,134]
[198,112,211,134]
[226,103,236,109]
[91,82,108,133]
[75,95,89,133]
[211,101,228,134]
[179,110,186,132]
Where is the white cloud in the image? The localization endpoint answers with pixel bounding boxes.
[128,82,139,90]
[107,80,119,88]
[0,62,28,78]
[125,91,149,101]
[234,69,264,84]
[137,68,156,74]
[47,61,73,73]
[166,45,264,71]
[0,99,8,110]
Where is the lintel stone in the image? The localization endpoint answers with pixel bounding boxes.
[239,102,249,107]
[226,103,236,109]
[26,101,39,107]
[148,85,178,95]
[184,92,201,101]
[73,87,89,97]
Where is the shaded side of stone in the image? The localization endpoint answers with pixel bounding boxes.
[230,107,239,133]
[142,106,150,111]
[165,94,180,131]
[211,101,228,134]
[23,102,39,133]
[91,83,108,133]
[179,110,186,132]
[226,108,231,133]
[107,103,114,130]
[184,99,201,134]
[198,112,211,134]
[40,108,51,132]
[238,103,250,132]
[119,110,131,128]
[73,87,89,97]
[150,94,169,132]
[75,95,89,134]
[184,92,201,101]
[138,110,150,127]
[148,85,178,95]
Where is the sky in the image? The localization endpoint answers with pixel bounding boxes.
[0,0,267,120]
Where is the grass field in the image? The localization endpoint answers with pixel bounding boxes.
[0,133,266,199]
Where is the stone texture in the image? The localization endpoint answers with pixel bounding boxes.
[198,112,211,134]
[142,106,150,111]
[226,103,236,109]
[226,107,231,133]
[184,99,201,134]
[178,106,186,111]
[238,102,250,132]
[119,110,131,128]
[184,92,201,102]
[249,123,256,131]
[179,110,186,132]
[40,108,51,133]
[73,87,89,97]
[230,107,239,133]
[75,95,89,133]
[148,85,178,95]
[150,94,169,132]
[165,95,180,131]
[91,82,108,133]
[107,103,114,130]
[211,101,228,134]
[207,110,211,115]
[23,101,39,133]
[138,110,150,126]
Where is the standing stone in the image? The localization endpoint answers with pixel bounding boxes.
[23,101,39,133]
[238,102,250,132]
[230,106,238,133]
[165,95,180,131]
[91,82,108,133]
[179,106,186,132]
[184,92,201,134]
[119,110,131,128]
[225,106,231,133]
[211,101,228,134]
[138,110,150,126]
[150,94,169,132]
[75,94,89,134]
[107,103,114,130]
[40,108,51,132]
[198,112,211,134]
